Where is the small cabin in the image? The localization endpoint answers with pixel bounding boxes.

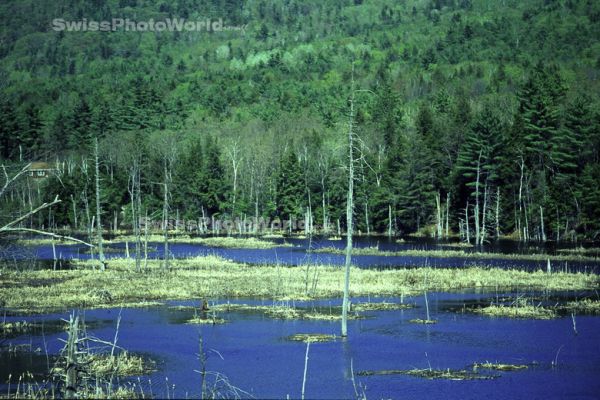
[28,162,55,179]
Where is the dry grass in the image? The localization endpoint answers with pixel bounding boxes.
[0,256,597,313]
[472,362,528,371]
[313,246,599,262]
[1,320,36,335]
[352,302,414,311]
[473,304,556,319]
[285,333,337,343]
[557,247,600,255]
[563,299,600,313]
[205,302,364,321]
[86,351,155,377]
[104,235,290,249]
[357,368,496,380]
[187,316,228,325]
[438,242,475,248]
[18,234,291,249]
[408,318,438,324]
[50,351,155,378]
[261,233,285,239]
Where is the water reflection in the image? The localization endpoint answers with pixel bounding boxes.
[6,236,599,272]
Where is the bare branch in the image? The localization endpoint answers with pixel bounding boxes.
[0,163,31,198]
[0,195,60,230]
[0,227,95,247]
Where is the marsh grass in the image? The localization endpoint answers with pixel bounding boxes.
[473,304,556,319]
[105,235,290,249]
[84,351,155,377]
[563,299,600,314]
[261,234,285,239]
[1,372,146,399]
[19,234,291,249]
[200,302,364,321]
[187,316,228,325]
[1,256,597,313]
[0,343,37,354]
[470,297,600,319]
[557,247,600,255]
[357,368,497,380]
[438,242,474,248]
[286,333,337,343]
[351,302,414,311]
[313,247,599,262]
[1,320,36,335]
[408,318,438,324]
[472,362,528,371]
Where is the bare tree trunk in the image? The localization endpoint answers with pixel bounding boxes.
[445,193,450,238]
[320,171,328,234]
[342,67,356,338]
[64,315,79,399]
[388,204,392,238]
[465,202,470,243]
[135,164,141,270]
[322,190,328,234]
[495,187,500,239]
[435,192,442,239]
[524,200,529,242]
[301,341,310,400]
[474,152,482,245]
[162,159,170,271]
[144,208,149,269]
[481,181,488,245]
[556,207,560,243]
[255,194,259,234]
[364,201,370,236]
[518,158,524,241]
[70,194,78,230]
[540,205,546,242]
[94,138,105,270]
[128,161,141,272]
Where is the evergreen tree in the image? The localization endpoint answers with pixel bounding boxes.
[372,79,402,148]
[18,104,43,159]
[201,136,228,216]
[67,98,93,149]
[0,99,19,160]
[397,132,435,232]
[518,65,564,171]
[276,149,304,221]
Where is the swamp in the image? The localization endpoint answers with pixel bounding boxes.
[2,0,600,398]
[1,236,600,399]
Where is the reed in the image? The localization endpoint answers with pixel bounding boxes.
[1,256,597,313]
[313,247,599,262]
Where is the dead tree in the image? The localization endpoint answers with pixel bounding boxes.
[127,157,142,272]
[342,66,357,338]
[226,139,242,221]
[94,138,106,270]
[0,163,93,247]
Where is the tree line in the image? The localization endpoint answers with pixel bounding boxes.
[1,0,599,240]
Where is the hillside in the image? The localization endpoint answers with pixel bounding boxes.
[1,0,599,239]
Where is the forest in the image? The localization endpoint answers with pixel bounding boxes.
[3,2,600,399]
[1,0,600,241]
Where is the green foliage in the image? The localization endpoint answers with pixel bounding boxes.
[276,150,304,221]
[0,0,599,238]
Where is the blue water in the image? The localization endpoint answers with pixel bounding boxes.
[14,236,600,272]
[2,292,600,399]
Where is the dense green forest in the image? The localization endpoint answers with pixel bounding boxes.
[1,0,600,240]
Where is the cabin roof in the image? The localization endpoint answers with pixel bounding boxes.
[29,161,52,170]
